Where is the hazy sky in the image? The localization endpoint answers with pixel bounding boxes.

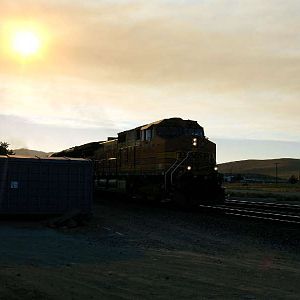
[0,0,299,162]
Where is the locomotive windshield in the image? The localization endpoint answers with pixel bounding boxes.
[156,127,204,138]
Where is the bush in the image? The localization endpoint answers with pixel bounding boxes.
[0,142,14,155]
[288,175,299,184]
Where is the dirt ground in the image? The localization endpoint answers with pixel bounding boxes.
[0,198,299,299]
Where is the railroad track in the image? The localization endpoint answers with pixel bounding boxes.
[199,199,300,224]
[226,198,300,212]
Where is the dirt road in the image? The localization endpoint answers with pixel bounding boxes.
[0,199,299,299]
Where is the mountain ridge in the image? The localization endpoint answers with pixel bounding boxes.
[13,148,53,158]
[218,158,300,179]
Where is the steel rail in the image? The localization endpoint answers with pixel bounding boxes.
[198,204,300,224]
[226,199,300,210]
[224,212,300,225]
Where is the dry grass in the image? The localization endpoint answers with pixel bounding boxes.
[225,182,300,193]
[225,182,300,201]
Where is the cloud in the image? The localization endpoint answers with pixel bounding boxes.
[0,114,118,151]
[1,0,300,91]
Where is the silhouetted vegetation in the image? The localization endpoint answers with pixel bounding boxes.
[288,175,299,184]
[0,142,14,155]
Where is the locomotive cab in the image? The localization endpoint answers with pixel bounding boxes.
[137,118,218,176]
[137,118,223,204]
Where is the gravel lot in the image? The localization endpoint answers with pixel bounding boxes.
[0,198,299,299]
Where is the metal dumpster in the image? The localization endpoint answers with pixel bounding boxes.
[0,155,93,214]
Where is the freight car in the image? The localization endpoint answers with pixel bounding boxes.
[92,118,224,205]
[0,156,93,214]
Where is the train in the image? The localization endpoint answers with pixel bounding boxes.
[52,118,224,206]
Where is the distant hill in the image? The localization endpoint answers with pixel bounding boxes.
[13,148,53,158]
[218,158,300,179]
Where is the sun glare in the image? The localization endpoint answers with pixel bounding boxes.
[12,31,41,57]
[2,21,49,63]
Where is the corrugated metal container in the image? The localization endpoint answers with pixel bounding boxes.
[0,155,93,214]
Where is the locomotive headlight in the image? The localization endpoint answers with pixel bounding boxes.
[187,166,192,171]
[192,138,197,147]
[214,166,218,171]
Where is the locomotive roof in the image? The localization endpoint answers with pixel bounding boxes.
[0,155,89,161]
[119,118,202,135]
[140,119,163,130]
[140,118,202,130]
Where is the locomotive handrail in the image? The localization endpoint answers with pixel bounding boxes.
[164,159,179,192]
[170,151,192,185]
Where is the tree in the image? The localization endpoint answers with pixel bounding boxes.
[0,142,14,155]
[288,175,298,184]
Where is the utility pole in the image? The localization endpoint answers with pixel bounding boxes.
[274,163,279,184]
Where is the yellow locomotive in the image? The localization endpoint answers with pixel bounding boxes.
[93,118,224,205]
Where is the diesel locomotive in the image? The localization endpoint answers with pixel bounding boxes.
[92,118,224,205]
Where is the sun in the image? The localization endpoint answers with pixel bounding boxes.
[11,30,41,57]
[2,21,49,62]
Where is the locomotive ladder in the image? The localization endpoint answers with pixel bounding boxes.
[164,151,191,192]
